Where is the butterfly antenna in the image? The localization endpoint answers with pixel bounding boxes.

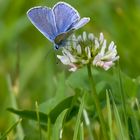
[54,50,59,64]
[45,46,54,60]
[45,45,60,64]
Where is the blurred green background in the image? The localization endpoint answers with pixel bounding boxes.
[0,0,140,135]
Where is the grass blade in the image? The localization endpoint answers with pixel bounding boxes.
[111,93,126,140]
[106,91,115,140]
[52,109,68,140]
[7,75,24,139]
[78,122,84,140]
[0,119,22,140]
[35,101,42,140]
[73,93,85,140]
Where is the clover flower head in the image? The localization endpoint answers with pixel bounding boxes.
[93,33,119,70]
[57,32,119,72]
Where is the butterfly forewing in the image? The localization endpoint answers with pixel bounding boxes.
[27,7,58,42]
[53,2,80,33]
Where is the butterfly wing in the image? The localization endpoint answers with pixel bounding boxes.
[60,17,90,44]
[53,2,80,33]
[55,17,90,46]
[72,17,90,30]
[27,6,58,42]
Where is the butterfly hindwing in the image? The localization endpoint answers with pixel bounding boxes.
[72,17,90,30]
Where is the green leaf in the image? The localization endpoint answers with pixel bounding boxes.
[49,96,76,123]
[39,95,77,123]
[7,95,79,125]
[7,108,48,125]
[52,109,68,140]
[39,95,73,115]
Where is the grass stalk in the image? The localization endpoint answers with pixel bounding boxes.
[87,65,108,140]
[35,101,42,140]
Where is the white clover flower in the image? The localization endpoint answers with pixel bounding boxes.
[88,33,94,41]
[93,33,119,70]
[57,48,78,72]
[57,32,119,72]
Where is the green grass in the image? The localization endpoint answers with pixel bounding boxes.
[0,0,140,140]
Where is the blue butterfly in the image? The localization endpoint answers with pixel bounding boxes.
[27,2,90,49]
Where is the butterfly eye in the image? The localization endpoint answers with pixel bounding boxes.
[54,45,59,50]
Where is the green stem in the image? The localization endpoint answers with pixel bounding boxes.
[87,65,108,140]
[118,66,130,139]
[35,101,42,140]
[47,116,51,140]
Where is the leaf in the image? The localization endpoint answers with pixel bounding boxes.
[39,95,76,123]
[52,109,68,140]
[39,93,72,115]
[7,108,48,125]
[49,96,76,123]
[7,95,79,125]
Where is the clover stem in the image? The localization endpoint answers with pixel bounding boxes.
[87,64,108,140]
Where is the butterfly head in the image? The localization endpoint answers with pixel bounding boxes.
[54,44,59,50]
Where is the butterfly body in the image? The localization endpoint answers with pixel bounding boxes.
[54,29,74,49]
[27,2,90,49]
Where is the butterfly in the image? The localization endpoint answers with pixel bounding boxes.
[27,2,90,49]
